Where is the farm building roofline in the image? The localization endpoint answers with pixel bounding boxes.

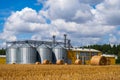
[68,48,101,53]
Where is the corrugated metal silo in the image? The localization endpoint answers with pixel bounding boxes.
[6,44,18,64]
[37,44,52,64]
[18,44,37,64]
[53,45,67,63]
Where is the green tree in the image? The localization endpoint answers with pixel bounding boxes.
[0,48,6,55]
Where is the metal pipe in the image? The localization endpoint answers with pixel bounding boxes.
[64,34,67,48]
[68,39,71,49]
[53,35,56,47]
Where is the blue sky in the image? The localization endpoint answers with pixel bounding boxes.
[0,0,120,47]
[0,0,42,30]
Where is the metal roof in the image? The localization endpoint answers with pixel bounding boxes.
[69,48,101,52]
[102,54,117,59]
[0,55,6,57]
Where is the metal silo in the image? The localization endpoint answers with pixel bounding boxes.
[18,43,37,64]
[37,44,52,64]
[52,45,67,63]
[6,44,18,64]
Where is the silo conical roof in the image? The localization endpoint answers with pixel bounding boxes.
[53,45,65,49]
[20,43,32,48]
[8,44,18,48]
[38,44,51,48]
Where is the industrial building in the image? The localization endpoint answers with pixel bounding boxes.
[67,48,102,64]
[6,34,116,65]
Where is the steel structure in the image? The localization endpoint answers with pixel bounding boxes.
[6,34,73,64]
[6,40,64,48]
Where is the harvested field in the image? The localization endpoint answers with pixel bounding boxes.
[0,64,120,80]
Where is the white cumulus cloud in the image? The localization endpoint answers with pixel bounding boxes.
[1,0,120,46]
[95,0,120,25]
[41,0,94,23]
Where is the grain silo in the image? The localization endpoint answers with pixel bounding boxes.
[6,44,18,64]
[53,45,67,64]
[17,43,37,64]
[37,44,52,64]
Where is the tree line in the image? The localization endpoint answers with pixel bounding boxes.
[83,44,120,55]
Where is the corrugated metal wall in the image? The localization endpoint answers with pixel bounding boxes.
[37,44,52,63]
[17,44,37,64]
[6,45,18,64]
[53,45,67,63]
